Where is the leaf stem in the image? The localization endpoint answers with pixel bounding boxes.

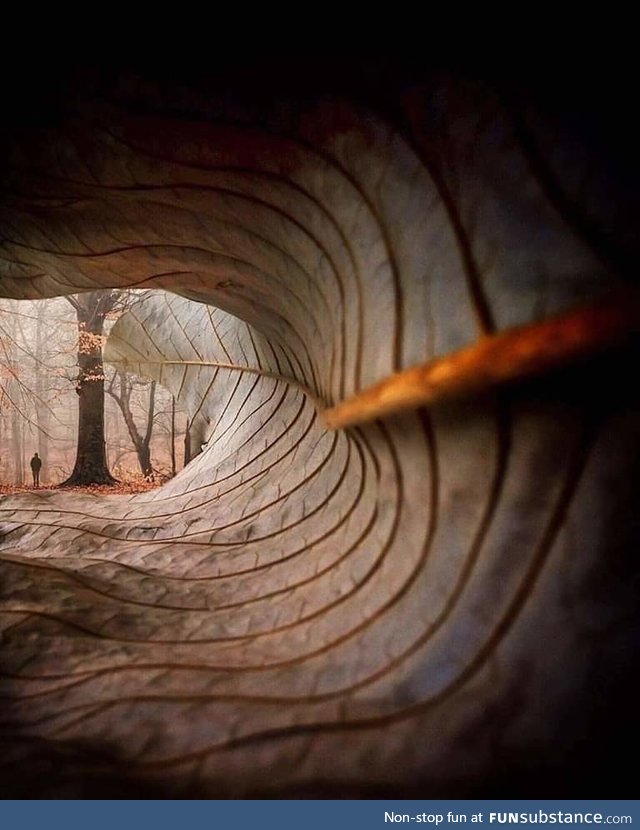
[322,293,640,430]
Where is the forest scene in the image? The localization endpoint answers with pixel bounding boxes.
[0,290,189,494]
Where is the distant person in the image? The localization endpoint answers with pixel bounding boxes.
[30,453,42,487]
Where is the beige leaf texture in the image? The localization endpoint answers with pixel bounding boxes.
[0,70,637,796]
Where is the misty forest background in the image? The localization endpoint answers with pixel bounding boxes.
[0,290,189,489]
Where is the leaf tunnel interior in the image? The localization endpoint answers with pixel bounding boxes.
[0,64,638,797]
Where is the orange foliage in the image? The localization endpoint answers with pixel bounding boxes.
[0,475,169,496]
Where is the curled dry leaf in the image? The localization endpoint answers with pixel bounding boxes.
[0,70,638,797]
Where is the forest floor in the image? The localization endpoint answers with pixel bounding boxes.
[0,478,166,496]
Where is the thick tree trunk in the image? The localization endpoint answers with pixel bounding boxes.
[62,292,117,486]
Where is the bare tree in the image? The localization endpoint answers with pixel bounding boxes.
[1,298,77,485]
[62,290,120,486]
[1,306,26,483]
[34,301,49,477]
[170,395,177,477]
[106,370,157,478]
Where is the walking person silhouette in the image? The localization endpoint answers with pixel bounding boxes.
[30,452,42,487]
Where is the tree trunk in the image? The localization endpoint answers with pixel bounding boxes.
[6,309,24,485]
[170,395,176,477]
[62,291,117,486]
[183,419,192,466]
[107,372,156,477]
[35,303,49,482]
[11,406,23,485]
[142,380,156,477]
